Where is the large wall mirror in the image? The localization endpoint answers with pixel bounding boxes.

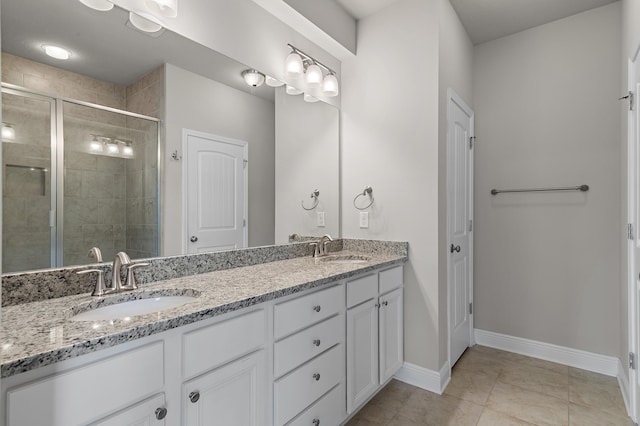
[1,0,340,274]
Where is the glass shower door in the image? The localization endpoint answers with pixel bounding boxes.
[2,89,55,273]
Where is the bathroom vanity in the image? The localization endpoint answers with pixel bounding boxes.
[0,241,407,425]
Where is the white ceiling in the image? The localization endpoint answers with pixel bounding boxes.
[336,0,619,45]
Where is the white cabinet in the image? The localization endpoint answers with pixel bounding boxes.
[91,394,167,426]
[183,350,266,426]
[346,265,404,415]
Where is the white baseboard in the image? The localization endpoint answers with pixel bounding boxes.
[618,358,632,419]
[394,361,450,395]
[474,329,619,377]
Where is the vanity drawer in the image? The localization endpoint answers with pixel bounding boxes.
[346,273,377,308]
[379,265,403,295]
[274,314,344,378]
[288,383,345,426]
[7,341,164,426]
[274,285,344,339]
[274,344,343,426]
[183,309,265,379]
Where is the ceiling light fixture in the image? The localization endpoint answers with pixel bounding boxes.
[265,76,285,87]
[128,11,163,33]
[77,0,114,11]
[43,45,71,60]
[285,44,339,97]
[145,0,178,18]
[241,69,265,87]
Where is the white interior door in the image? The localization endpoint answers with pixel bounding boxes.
[447,89,474,367]
[185,130,247,254]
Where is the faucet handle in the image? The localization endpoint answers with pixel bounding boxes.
[123,262,149,290]
[77,269,108,297]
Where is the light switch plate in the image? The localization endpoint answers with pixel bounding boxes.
[317,211,325,227]
[359,211,369,229]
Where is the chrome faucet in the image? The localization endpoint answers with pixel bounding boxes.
[318,234,333,256]
[111,251,131,291]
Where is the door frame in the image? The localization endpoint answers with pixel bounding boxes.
[181,128,249,254]
[627,40,640,424]
[446,88,475,373]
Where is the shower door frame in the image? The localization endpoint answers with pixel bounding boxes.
[1,82,162,269]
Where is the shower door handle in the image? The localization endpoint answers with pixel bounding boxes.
[190,236,198,243]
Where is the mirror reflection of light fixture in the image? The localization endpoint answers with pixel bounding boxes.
[2,123,16,142]
[77,0,114,11]
[265,76,284,87]
[286,85,303,95]
[285,44,339,97]
[145,0,178,18]
[121,142,134,157]
[106,141,120,154]
[303,93,319,103]
[89,135,103,152]
[241,69,265,87]
[42,45,71,60]
[128,11,164,33]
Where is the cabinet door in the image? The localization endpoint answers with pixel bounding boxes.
[184,350,266,426]
[346,298,379,414]
[379,288,404,383]
[91,394,166,426]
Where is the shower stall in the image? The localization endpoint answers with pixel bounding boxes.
[2,84,160,273]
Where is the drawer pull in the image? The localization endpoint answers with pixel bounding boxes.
[155,407,167,420]
[312,419,320,426]
[313,339,321,347]
[312,305,321,312]
[313,373,321,381]
[189,391,200,403]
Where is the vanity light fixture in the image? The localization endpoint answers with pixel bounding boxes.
[303,93,319,103]
[77,0,114,11]
[241,69,265,87]
[89,135,104,153]
[285,44,339,97]
[106,141,120,154]
[145,0,178,18]
[121,141,134,157]
[265,76,285,87]
[128,11,164,34]
[43,44,71,60]
[1,123,16,142]
[286,85,303,95]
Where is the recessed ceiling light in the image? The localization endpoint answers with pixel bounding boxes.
[42,45,71,60]
[77,0,114,12]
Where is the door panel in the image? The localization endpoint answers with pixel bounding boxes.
[186,132,246,253]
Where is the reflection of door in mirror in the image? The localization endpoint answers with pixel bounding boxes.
[1,53,161,273]
[185,131,248,253]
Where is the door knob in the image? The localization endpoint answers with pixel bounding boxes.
[155,407,167,420]
[190,236,198,243]
[189,391,200,403]
[450,244,461,253]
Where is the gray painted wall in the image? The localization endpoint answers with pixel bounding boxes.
[473,3,622,356]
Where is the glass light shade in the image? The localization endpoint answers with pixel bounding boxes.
[107,142,120,154]
[322,74,339,97]
[43,45,71,60]
[286,85,303,95]
[145,0,178,18]
[303,93,319,103]
[285,52,303,79]
[78,0,114,11]
[128,12,163,33]
[122,144,134,156]
[242,69,265,87]
[265,76,284,87]
[89,139,103,152]
[305,63,323,89]
[2,124,15,141]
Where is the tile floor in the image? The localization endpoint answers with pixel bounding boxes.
[345,345,634,425]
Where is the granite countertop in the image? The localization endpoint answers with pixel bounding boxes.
[0,250,406,379]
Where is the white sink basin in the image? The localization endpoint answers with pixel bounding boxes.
[70,292,198,322]
[319,255,370,264]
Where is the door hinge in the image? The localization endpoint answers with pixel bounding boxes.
[243,219,247,227]
[243,159,248,169]
[620,91,634,111]
[469,302,473,315]
[49,210,56,228]
[628,223,634,240]
[469,136,476,149]
[468,219,473,232]
[630,352,636,370]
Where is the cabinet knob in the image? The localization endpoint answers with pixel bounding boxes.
[382,301,389,306]
[313,339,321,347]
[312,305,321,312]
[312,418,320,426]
[190,236,198,243]
[155,407,167,420]
[375,303,381,308]
[313,373,321,381]
[189,391,200,403]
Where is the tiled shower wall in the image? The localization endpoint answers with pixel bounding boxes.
[1,53,162,272]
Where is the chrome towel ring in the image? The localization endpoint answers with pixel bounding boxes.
[302,189,320,210]
[353,186,374,210]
